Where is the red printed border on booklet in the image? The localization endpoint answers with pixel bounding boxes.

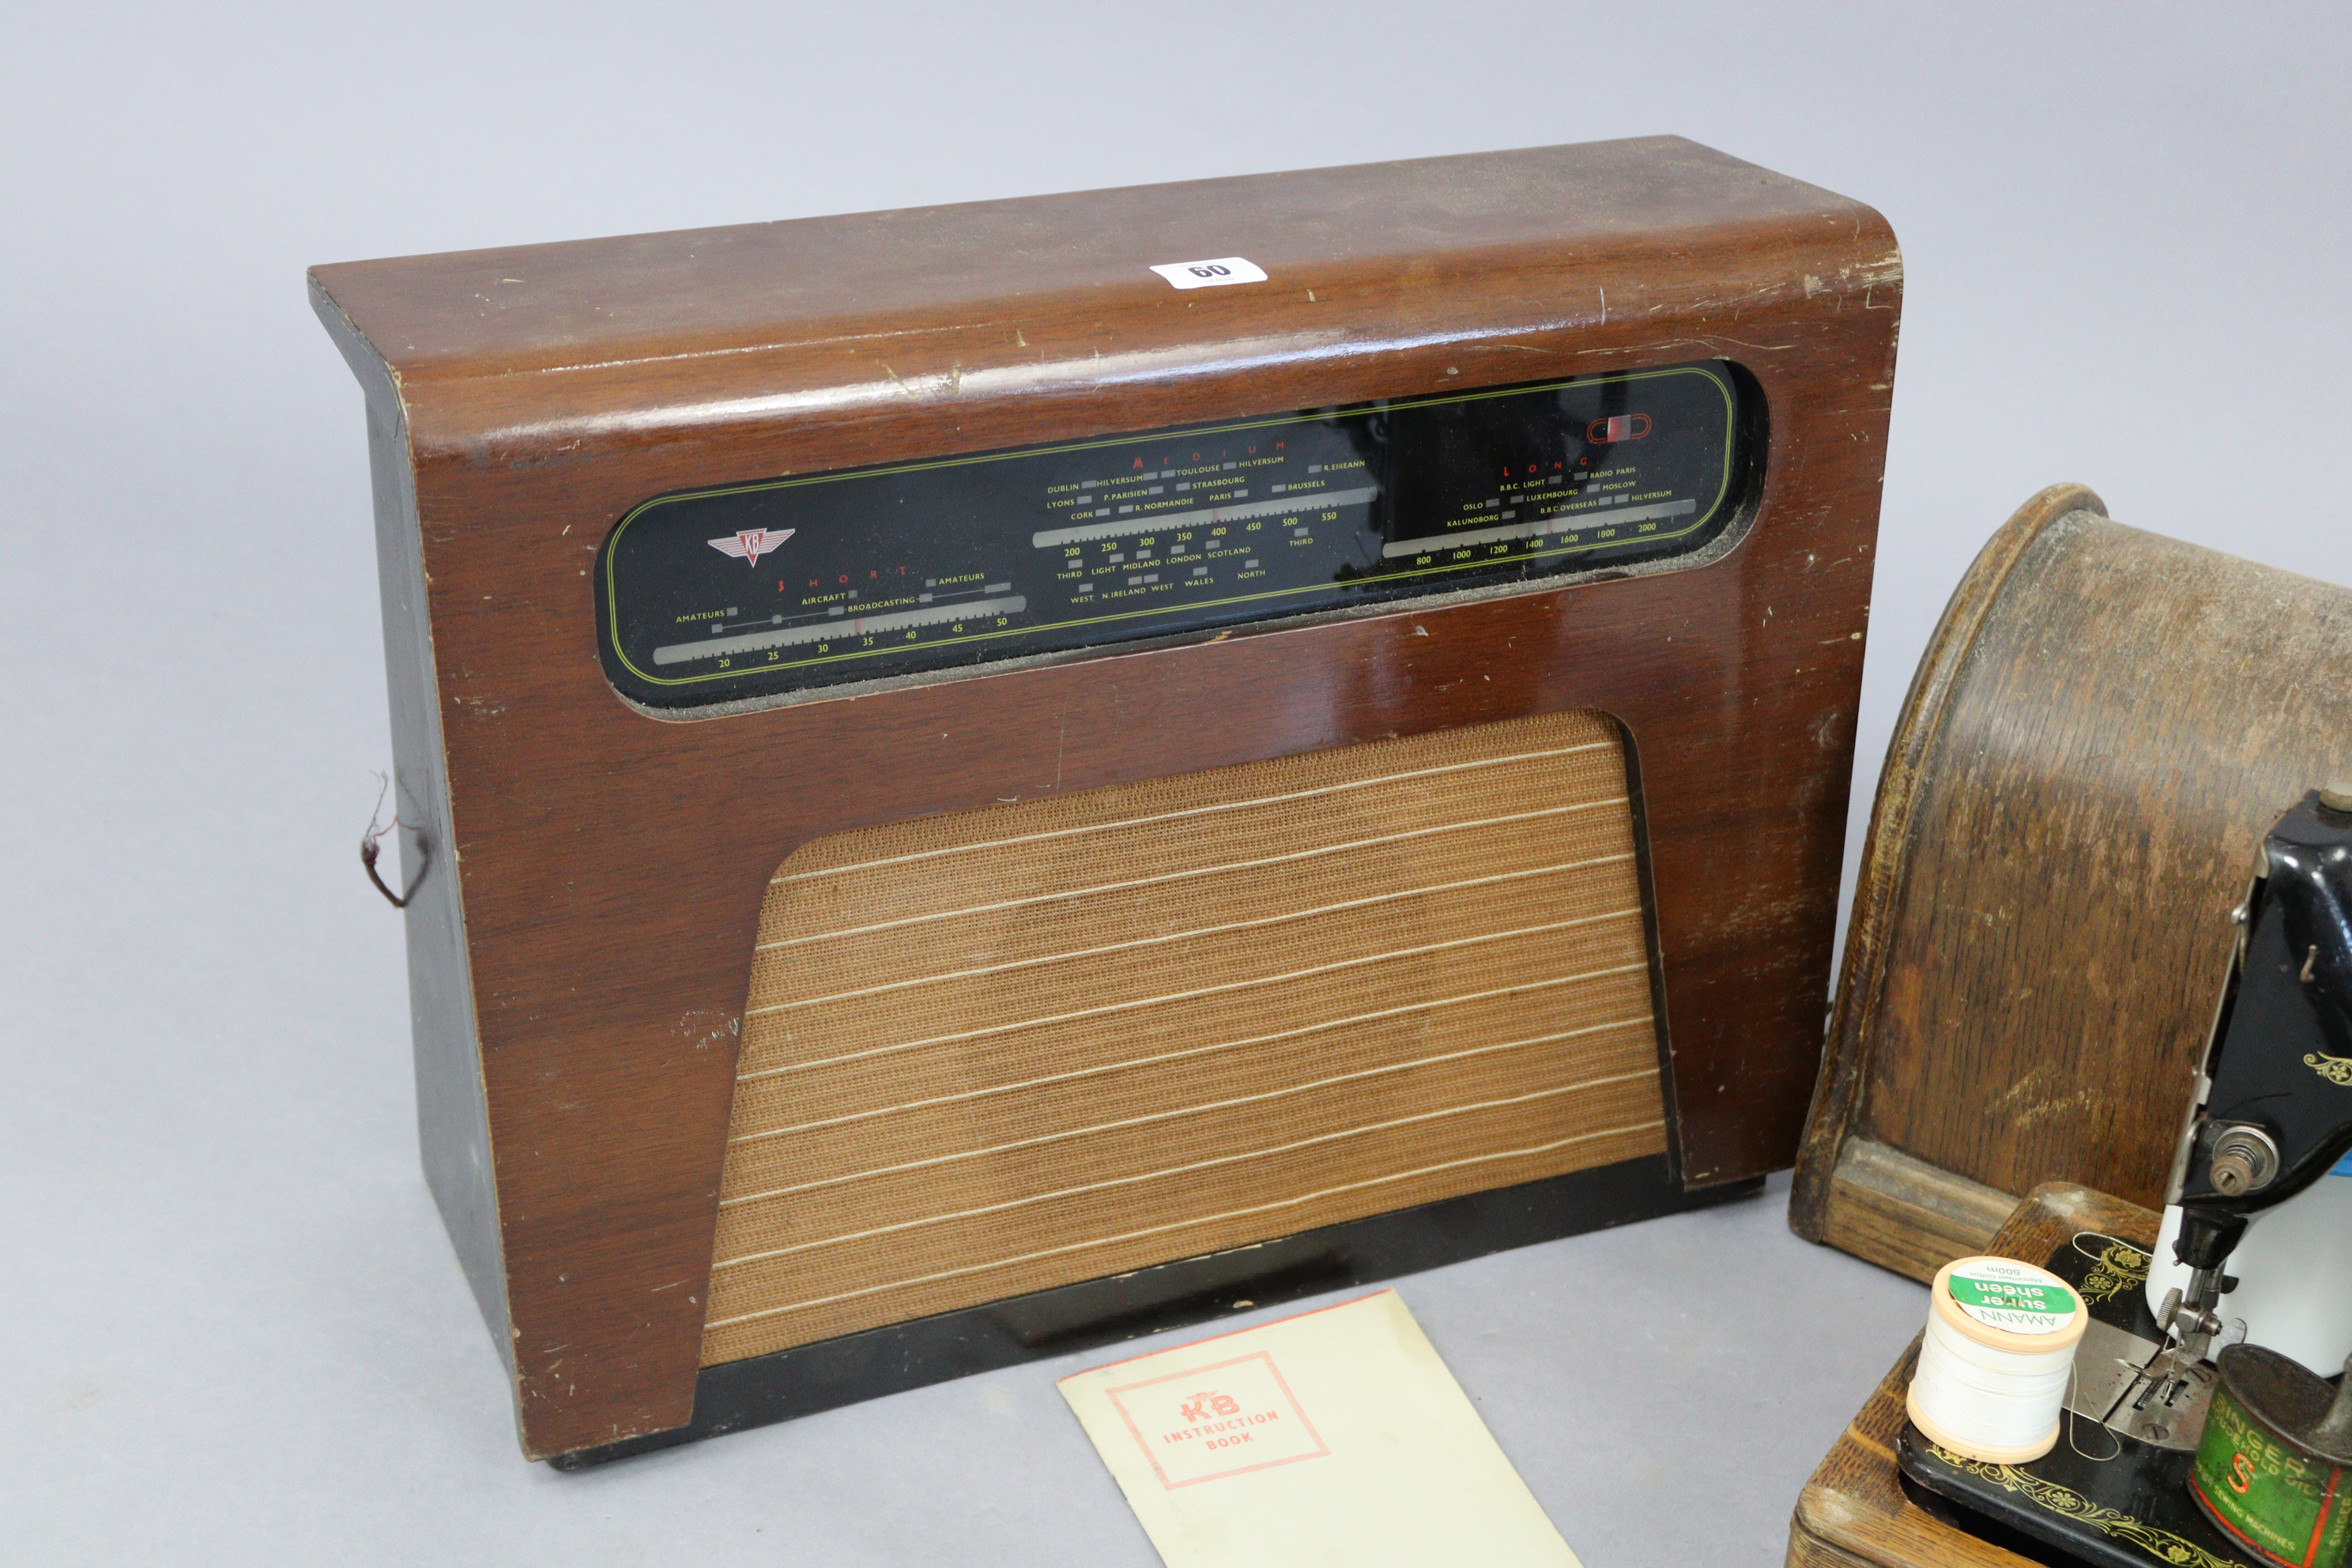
[1106,1351,1332,1488]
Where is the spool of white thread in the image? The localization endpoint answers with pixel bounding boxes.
[1905,1255,2089,1463]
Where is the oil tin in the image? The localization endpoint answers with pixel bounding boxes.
[2192,1344,2352,1568]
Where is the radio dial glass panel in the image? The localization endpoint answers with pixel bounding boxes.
[597,360,1755,708]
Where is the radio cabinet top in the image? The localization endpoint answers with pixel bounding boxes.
[311,137,1900,1459]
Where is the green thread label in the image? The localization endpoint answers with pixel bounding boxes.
[1947,1261,2080,1335]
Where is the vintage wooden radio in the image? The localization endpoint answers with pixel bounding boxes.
[310,136,1899,1464]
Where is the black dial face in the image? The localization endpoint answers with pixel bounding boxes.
[597,360,1755,710]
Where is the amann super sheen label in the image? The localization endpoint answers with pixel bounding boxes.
[1948,1260,2081,1334]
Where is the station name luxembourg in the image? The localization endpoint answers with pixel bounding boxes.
[1160,1408,1287,1446]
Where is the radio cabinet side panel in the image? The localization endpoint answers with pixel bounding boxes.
[317,287,517,1391]
[1623,311,1896,1185]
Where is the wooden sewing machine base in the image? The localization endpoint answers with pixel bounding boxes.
[1788,1182,2263,1568]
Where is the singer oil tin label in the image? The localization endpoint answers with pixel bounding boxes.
[1946,1260,2081,1334]
[2193,1381,2352,1568]
[1104,1351,1332,1488]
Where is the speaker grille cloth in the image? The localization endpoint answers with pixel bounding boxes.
[701,708,1668,1366]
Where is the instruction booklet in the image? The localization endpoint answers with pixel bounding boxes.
[1057,1289,1581,1567]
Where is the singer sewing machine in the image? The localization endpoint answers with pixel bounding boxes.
[1885,786,2352,1567]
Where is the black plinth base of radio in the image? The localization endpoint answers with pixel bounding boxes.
[550,1152,1755,1469]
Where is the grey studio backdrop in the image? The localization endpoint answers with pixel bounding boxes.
[2,4,2346,1563]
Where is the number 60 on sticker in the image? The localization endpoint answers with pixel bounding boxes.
[1149,256,1268,290]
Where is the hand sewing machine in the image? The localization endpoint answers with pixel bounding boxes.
[1902,786,2352,1567]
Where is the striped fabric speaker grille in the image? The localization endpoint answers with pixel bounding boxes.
[700,708,1668,1366]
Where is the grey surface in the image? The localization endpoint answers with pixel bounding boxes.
[13,1167,1926,1564]
[3,3,2348,1562]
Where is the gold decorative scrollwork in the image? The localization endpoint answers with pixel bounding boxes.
[2305,1051,2352,1086]
[2071,1234,2152,1307]
[1920,1442,2238,1568]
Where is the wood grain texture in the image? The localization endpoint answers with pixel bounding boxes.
[1792,490,2352,1282]
[1815,1138,2018,1284]
[312,137,1899,1458]
[1785,1182,2158,1568]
